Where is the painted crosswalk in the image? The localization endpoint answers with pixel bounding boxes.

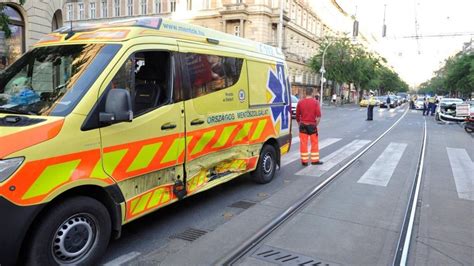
[281,138,342,167]
[357,142,407,186]
[446,148,474,201]
[296,139,371,176]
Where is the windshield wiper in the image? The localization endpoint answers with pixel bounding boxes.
[0,107,36,115]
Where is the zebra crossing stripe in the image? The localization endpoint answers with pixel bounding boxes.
[446,148,474,201]
[357,142,407,186]
[281,138,342,167]
[296,139,371,176]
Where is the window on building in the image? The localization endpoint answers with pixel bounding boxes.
[170,0,176,12]
[187,0,192,10]
[111,51,173,116]
[0,6,25,70]
[114,0,120,16]
[236,0,243,3]
[140,0,147,14]
[303,11,307,28]
[127,0,133,16]
[291,4,295,20]
[66,3,73,21]
[155,0,162,13]
[78,3,84,20]
[180,53,244,98]
[90,2,96,19]
[101,0,108,18]
[203,0,210,9]
[234,25,240,37]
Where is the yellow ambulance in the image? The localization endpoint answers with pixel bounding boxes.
[0,18,292,265]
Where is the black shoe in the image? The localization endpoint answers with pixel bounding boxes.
[311,161,324,165]
[302,162,309,166]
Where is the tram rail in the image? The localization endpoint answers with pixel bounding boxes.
[217,106,422,265]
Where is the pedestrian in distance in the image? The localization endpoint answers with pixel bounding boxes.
[428,96,436,116]
[423,98,429,116]
[366,91,376,121]
[341,94,344,105]
[386,95,391,110]
[332,93,337,106]
[296,88,323,166]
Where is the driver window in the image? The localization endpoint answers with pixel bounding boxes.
[111,51,171,116]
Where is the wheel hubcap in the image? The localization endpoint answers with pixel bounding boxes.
[262,152,273,175]
[52,214,97,264]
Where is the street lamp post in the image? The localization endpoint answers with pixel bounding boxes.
[319,41,333,107]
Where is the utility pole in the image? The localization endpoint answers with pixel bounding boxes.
[320,41,334,107]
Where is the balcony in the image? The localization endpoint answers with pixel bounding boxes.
[221,3,249,15]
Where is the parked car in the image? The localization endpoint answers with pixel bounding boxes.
[379,95,397,108]
[415,97,425,110]
[291,95,298,118]
[359,96,369,107]
[435,98,465,121]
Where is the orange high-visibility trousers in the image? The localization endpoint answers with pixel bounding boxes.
[299,132,319,163]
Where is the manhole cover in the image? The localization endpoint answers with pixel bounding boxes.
[229,200,256,209]
[252,245,337,266]
[169,228,208,242]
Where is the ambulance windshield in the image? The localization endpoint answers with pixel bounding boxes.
[0,43,120,116]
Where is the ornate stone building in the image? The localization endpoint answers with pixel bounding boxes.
[63,0,338,96]
[0,0,63,69]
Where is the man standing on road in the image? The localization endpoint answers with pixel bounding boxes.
[367,91,376,121]
[332,93,337,106]
[428,95,436,116]
[386,95,391,110]
[296,88,323,166]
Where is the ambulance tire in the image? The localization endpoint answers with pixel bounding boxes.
[251,144,277,184]
[25,196,111,266]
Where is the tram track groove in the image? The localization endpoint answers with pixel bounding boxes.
[217,106,411,265]
[393,119,427,266]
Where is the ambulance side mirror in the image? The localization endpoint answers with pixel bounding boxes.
[100,89,133,124]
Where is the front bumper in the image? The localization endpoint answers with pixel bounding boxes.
[0,197,45,265]
[439,112,466,122]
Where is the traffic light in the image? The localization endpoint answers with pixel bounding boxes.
[353,20,359,37]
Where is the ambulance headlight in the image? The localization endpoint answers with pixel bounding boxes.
[0,157,24,183]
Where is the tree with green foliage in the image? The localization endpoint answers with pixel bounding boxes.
[309,37,408,98]
[0,0,26,38]
[419,52,474,98]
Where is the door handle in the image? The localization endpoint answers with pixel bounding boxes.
[161,123,177,130]
[190,119,205,126]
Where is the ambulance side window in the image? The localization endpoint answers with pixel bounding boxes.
[181,53,243,98]
[110,51,172,116]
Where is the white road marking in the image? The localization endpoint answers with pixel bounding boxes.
[378,109,385,112]
[446,148,474,201]
[357,142,407,186]
[398,109,404,113]
[359,108,365,111]
[296,139,371,176]
[282,138,342,166]
[389,109,396,113]
[411,110,417,113]
[104,252,141,266]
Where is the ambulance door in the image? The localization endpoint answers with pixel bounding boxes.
[176,44,249,194]
[97,44,186,221]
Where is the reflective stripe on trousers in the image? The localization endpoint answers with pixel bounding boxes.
[299,132,319,163]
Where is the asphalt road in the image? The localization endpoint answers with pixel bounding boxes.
[100,103,473,265]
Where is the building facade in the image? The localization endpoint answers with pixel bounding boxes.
[63,0,337,97]
[0,0,64,70]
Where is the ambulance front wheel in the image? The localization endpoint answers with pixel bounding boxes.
[252,144,277,184]
[25,196,111,265]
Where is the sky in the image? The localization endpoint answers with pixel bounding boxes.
[310,0,474,88]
